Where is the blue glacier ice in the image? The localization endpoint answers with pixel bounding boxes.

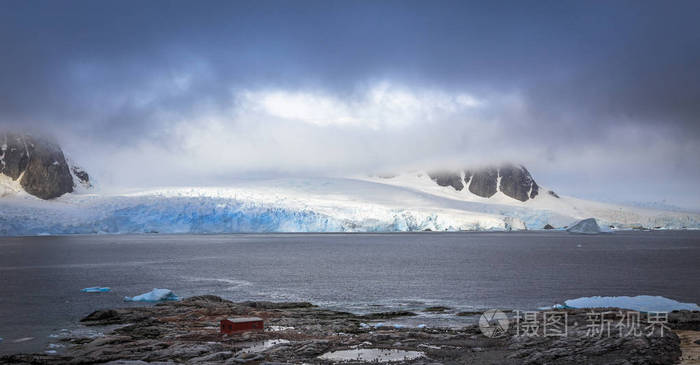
[81,287,111,293]
[567,218,605,234]
[124,288,179,302]
[1,181,699,235]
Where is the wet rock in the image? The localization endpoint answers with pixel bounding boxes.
[361,311,417,319]
[423,306,451,313]
[226,353,265,364]
[189,351,234,362]
[241,301,314,309]
[668,310,700,330]
[544,224,555,230]
[456,311,481,316]
[81,309,120,323]
[428,171,464,191]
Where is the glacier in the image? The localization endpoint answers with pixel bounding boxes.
[0,176,699,235]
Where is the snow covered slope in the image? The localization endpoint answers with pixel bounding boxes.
[0,175,698,236]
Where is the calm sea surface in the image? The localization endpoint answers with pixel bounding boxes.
[1,231,699,354]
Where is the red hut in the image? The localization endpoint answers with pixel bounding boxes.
[220,317,264,334]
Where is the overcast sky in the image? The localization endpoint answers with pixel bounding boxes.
[1,0,699,208]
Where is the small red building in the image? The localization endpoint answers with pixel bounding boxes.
[220,317,264,334]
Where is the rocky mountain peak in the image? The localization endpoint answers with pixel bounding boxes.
[1,132,88,199]
[428,164,540,202]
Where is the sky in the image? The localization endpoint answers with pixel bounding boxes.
[1,0,699,208]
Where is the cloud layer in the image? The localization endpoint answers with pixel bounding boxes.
[1,0,699,208]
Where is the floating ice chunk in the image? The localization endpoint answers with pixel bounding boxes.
[45,350,57,355]
[123,288,179,302]
[564,295,700,312]
[359,323,370,328]
[12,337,34,343]
[567,218,605,234]
[416,324,427,328]
[81,287,111,293]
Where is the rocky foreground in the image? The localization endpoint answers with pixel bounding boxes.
[2,296,699,365]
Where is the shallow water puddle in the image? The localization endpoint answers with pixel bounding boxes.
[236,339,290,354]
[318,348,425,362]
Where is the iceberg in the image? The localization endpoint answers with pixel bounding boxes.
[81,287,111,293]
[564,295,700,312]
[123,288,179,302]
[566,218,604,234]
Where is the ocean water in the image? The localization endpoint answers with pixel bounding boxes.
[0,231,699,354]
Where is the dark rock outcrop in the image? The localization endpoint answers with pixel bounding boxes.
[1,132,76,199]
[467,167,499,198]
[1,132,30,180]
[498,164,539,202]
[426,164,541,202]
[71,165,91,188]
[427,170,464,191]
[4,296,685,365]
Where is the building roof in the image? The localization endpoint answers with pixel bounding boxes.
[225,317,263,323]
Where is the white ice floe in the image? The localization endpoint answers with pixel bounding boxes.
[12,337,34,343]
[318,348,425,363]
[563,295,700,312]
[81,287,111,293]
[123,288,179,302]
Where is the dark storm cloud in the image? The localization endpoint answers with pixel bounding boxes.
[1,0,699,206]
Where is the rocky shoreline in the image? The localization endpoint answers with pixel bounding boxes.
[2,296,698,364]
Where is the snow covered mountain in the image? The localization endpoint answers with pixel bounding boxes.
[0,171,698,235]
[1,134,698,235]
[0,132,91,199]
